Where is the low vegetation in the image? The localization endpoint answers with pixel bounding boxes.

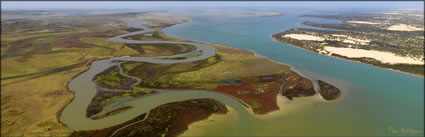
[86,86,158,117]
[93,66,135,89]
[0,12,151,136]
[155,51,202,60]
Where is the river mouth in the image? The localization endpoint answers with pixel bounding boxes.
[163,10,424,136]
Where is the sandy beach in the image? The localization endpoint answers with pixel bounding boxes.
[283,34,325,41]
[386,24,424,31]
[283,33,370,45]
[272,36,424,78]
[324,46,424,65]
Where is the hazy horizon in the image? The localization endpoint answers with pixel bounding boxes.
[2,1,424,10]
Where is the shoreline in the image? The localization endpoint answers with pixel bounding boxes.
[56,56,115,129]
[179,106,238,137]
[162,24,325,83]
[247,49,320,91]
[271,36,424,78]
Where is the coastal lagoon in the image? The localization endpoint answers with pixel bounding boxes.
[164,9,424,136]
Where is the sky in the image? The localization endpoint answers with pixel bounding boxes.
[2,1,424,10]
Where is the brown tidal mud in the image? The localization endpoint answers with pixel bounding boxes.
[281,71,316,100]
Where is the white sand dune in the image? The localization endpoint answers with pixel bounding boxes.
[387,24,424,31]
[283,33,370,45]
[283,34,325,41]
[324,46,424,65]
[346,21,380,25]
[331,34,370,45]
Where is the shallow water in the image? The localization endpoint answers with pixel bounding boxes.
[164,9,424,136]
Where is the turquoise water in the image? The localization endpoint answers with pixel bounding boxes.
[164,9,424,136]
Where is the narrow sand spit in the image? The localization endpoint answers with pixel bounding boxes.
[386,24,424,31]
[283,34,325,41]
[324,46,424,65]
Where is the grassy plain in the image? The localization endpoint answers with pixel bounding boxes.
[170,44,291,81]
[1,15,141,137]
[1,12,200,137]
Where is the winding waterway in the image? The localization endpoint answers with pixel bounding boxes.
[59,19,254,131]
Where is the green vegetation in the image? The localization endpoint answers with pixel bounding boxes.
[132,87,154,95]
[140,80,184,88]
[124,43,196,57]
[121,63,139,74]
[99,96,122,106]
[206,56,218,64]
[94,66,133,87]
[250,100,262,109]
[333,54,424,76]
[138,79,220,90]
[155,51,202,60]
[1,26,137,79]
[171,44,291,81]
[122,28,190,42]
[94,87,157,111]
[120,26,197,57]
[3,28,89,43]
[379,64,424,76]
[121,55,220,80]
[1,45,11,56]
